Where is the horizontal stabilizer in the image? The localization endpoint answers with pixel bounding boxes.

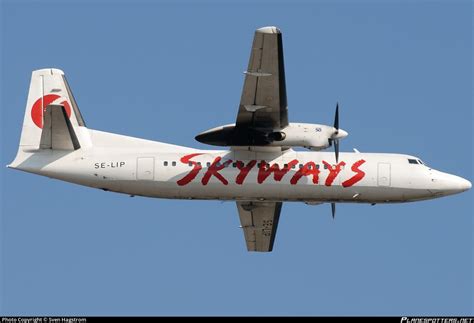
[40,104,81,150]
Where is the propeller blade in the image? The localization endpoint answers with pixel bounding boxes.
[331,202,336,219]
[332,103,340,163]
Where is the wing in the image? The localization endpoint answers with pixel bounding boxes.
[236,26,288,131]
[236,201,283,252]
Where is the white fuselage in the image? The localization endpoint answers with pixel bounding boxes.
[10,129,471,204]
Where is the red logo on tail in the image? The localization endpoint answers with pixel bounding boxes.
[31,94,71,128]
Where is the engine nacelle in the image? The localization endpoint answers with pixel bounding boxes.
[195,122,348,150]
[268,123,347,150]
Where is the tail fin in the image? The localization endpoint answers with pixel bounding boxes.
[9,68,90,167]
[19,68,87,148]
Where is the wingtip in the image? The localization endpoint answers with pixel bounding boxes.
[32,68,65,76]
[256,26,281,34]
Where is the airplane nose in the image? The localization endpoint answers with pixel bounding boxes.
[459,178,472,191]
[436,174,472,194]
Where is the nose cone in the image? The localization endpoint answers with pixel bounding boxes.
[449,175,471,192]
[434,173,472,196]
[459,178,472,191]
[334,129,348,139]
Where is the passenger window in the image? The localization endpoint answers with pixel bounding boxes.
[316,164,320,169]
[163,161,168,166]
[284,163,288,168]
[207,162,211,167]
[232,162,237,168]
[197,162,201,166]
[188,162,193,167]
[292,164,296,169]
[299,164,303,169]
[172,161,176,166]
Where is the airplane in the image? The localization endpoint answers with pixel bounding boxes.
[8,26,471,252]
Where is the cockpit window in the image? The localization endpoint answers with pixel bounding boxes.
[418,159,424,165]
[408,159,419,165]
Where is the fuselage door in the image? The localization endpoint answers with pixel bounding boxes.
[377,162,391,187]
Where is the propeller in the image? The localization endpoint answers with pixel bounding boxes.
[312,102,348,219]
[330,103,342,219]
[332,103,340,163]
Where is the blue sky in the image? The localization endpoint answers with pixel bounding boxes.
[1,0,472,316]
